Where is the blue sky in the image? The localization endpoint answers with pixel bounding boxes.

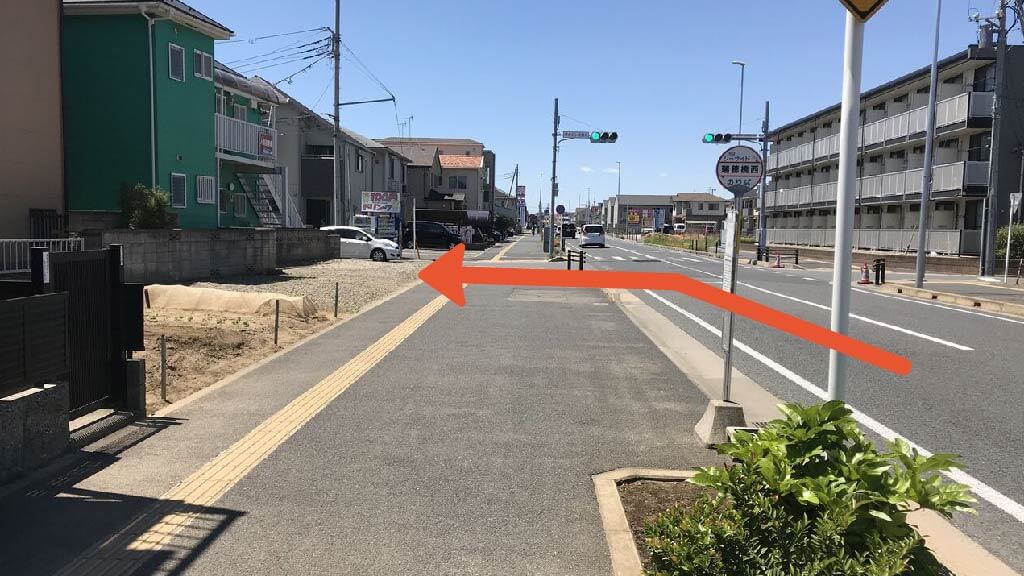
[205,0,991,212]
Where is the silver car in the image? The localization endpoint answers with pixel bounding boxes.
[579,224,605,248]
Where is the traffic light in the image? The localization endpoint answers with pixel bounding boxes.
[701,133,733,144]
[590,131,618,143]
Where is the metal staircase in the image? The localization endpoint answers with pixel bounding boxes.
[237,175,282,227]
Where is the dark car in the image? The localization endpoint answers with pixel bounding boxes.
[403,221,464,249]
[562,223,577,238]
[661,223,674,234]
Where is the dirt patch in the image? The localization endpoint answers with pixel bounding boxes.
[617,479,714,567]
[136,309,329,414]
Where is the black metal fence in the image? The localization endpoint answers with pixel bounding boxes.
[0,293,69,399]
[1,244,144,415]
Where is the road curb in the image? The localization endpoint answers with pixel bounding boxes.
[876,283,1024,318]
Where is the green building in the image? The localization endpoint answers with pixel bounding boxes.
[62,0,288,230]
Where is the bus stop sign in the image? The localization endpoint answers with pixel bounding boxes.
[715,145,763,196]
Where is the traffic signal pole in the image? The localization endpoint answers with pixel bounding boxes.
[759,102,769,260]
[549,98,559,259]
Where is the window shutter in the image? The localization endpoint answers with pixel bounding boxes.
[194,50,203,77]
[196,176,215,204]
[203,53,213,80]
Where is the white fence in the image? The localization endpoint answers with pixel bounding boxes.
[216,113,277,162]
[1,238,84,274]
[766,228,970,254]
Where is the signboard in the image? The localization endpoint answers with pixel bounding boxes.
[259,132,274,157]
[556,204,565,215]
[360,191,400,213]
[838,0,888,21]
[627,209,640,224]
[375,214,397,240]
[716,145,763,195]
[721,211,737,348]
[516,185,526,199]
[561,130,592,139]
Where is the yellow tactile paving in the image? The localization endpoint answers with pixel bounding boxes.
[55,295,448,576]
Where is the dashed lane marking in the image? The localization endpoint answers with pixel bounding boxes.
[56,295,450,576]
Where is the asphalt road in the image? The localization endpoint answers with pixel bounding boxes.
[571,235,1024,571]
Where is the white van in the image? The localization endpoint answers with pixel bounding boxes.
[672,223,687,234]
[580,224,605,248]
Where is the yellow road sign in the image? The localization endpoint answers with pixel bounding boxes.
[839,0,888,21]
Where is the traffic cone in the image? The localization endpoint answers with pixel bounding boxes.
[772,253,783,268]
[857,263,872,284]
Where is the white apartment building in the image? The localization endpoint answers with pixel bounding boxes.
[766,43,1024,256]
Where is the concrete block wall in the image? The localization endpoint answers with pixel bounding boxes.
[275,228,334,267]
[0,382,69,484]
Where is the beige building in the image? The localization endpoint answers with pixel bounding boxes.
[2,0,65,238]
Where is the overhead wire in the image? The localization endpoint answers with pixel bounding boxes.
[274,54,331,85]
[234,41,331,71]
[216,26,330,44]
[226,37,329,66]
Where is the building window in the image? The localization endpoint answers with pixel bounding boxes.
[893,94,908,103]
[968,133,991,161]
[170,173,186,208]
[193,50,213,80]
[220,188,231,213]
[938,138,959,149]
[973,63,996,92]
[233,193,247,217]
[196,176,216,204]
[483,188,490,203]
[698,203,704,210]
[356,155,365,173]
[168,44,184,81]
[872,102,886,111]
[304,144,333,156]
[889,150,906,160]
[216,92,226,115]
[449,175,467,189]
[233,104,247,121]
[708,203,719,211]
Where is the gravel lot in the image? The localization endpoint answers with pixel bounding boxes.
[192,258,428,315]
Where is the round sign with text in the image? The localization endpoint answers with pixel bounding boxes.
[555,204,565,215]
[716,145,763,195]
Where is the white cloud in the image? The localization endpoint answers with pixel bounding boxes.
[580,166,593,173]
[602,167,619,174]
[659,172,668,177]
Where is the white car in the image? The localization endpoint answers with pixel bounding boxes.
[320,225,402,261]
[580,224,605,248]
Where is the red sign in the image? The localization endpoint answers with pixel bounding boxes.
[259,132,274,156]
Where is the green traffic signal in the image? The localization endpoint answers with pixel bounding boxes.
[590,131,601,141]
[703,133,715,143]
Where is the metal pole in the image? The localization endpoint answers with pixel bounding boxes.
[274,299,280,346]
[160,334,167,402]
[983,0,1008,276]
[759,101,770,261]
[549,98,559,258]
[332,0,343,226]
[722,204,740,401]
[827,13,864,403]
[616,161,621,233]
[334,281,339,318]
[733,61,745,134]
[915,0,942,288]
[413,196,419,259]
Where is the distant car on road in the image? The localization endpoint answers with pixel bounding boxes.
[562,223,577,238]
[320,225,402,261]
[641,227,654,235]
[672,223,687,234]
[402,221,464,250]
[579,224,605,248]
[661,223,674,234]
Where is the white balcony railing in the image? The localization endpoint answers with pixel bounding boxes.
[216,113,277,162]
[765,228,972,254]
[771,91,995,171]
[767,161,985,207]
[1,238,84,273]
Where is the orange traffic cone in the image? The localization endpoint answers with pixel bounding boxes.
[857,263,872,284]
[772,253,783,268]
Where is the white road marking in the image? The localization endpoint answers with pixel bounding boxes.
[802,277,816,281]
[612,256,626,261]
[643,289,1024,524]
[644,254,657,259]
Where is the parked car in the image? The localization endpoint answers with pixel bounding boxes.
[562,223,577,238]
[661,223,674,234]
[402,221,464,249]
[320,225,402,261]
[641,227,654,235]
[580,224,605,248]
[673,223,687,234]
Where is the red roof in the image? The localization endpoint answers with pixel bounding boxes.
[439,155,483,169]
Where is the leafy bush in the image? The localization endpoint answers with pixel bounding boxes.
[121,183,172,229]
[995,224,1024,260]
[495,214,516,235]
[644,401,974,576]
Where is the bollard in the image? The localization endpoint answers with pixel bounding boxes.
[334,281,339,318]
[567,252,572,270]
[794,250,799,266]
[579,251,585,271]
[160,334,167,402]
[274,299,280,346]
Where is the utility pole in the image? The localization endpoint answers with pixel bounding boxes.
[915,0,942,287]
[332,0,343,226]
[616,161,621,233]
[587,187,591,224]
[759,102,770,260]
[983,0,1008,277]
[827,12,864,402]
[732,61,746,134]
[549,98,559,258]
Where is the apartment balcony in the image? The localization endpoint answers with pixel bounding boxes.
[766,227,979,255]
[216,113,277,165]
[768,91,994,172]
[766,160,989,208]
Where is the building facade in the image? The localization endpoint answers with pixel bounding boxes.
[765,44,1024,256]
[672,193,728,230]
[3,0,64,238]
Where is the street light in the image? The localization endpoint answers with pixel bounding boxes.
[732,60,745,134]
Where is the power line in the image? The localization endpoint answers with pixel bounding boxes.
[226,37,329,66]
[234,41,330,71]
[274,54,331,85]
[216,26,330,44]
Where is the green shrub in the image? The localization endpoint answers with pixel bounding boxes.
[644,401,973,576]
[995,224,1024,260]
[121,183,172,229]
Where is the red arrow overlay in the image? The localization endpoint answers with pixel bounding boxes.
[419,245,911,376]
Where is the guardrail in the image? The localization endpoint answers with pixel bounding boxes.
[1,238,84,274]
